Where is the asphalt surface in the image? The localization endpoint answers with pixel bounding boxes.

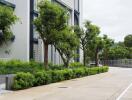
[0,67,132,100]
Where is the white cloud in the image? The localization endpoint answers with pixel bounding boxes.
[83,0,132,42]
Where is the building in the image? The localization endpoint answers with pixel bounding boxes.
[0,0,83,64]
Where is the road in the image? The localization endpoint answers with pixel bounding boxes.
[0,67,132,100]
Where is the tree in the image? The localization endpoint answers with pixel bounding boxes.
[102,35,114,65]
[92,37,104,66]
[124,34,132,48]
[34,0,68,68]
[124,35,132,59]
[74,21,100,66]
[108,45,129,60]
[0,5,18,45]
[106,36,132,60]
[74,25,85,64]
[55,27,79,67]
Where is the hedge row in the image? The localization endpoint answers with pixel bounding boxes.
[0,60,43,74]
[12,66,109,90]
[0,60,85,75]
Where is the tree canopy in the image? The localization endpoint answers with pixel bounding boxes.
[0,5,18,45]
[34,0,68,68]
[55,27,79,67]
[124,34,132,48]
[108,45,130,60]
[74,21,100,66]
[104,37,132,60]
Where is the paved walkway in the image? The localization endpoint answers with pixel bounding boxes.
[0,67,132,100]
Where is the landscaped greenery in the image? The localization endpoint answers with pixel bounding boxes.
[34,1,80,68]
[0,59,109,90]
[0,0,111,91]
[34,0,71,68]
[12,66,109,90]
[74,21,100,66]
[0,60,108,74]
[74,21,114,66]
[54,27,80,68]
[101,35,132,60]
[0,60,44,75]
[124,34,132,48]
[0,5,18,45]
[0,60,85,75]
[75,23,132,64]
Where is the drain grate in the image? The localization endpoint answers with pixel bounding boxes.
[58,86,68,88]
[71,79,78,81]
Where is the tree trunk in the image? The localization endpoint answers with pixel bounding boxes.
[104,50,108,66]
[83,52,86,66]
[95,48,99,66]
[64,60,69,68]
[56,48,67,68]
[104,50,106,65]
[104,52,107,65]
[83,46,86,66]
[44,42,48,69]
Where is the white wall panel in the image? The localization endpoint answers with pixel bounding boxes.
[0,0,30,61]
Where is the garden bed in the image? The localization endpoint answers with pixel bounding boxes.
[0,60,109,90]
[12,66,109,90]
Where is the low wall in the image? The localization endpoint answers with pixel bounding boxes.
[0,75,15,90]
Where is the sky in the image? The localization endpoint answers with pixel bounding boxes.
[83,0,132,42]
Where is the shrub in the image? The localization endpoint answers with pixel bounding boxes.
[12,72,35,90]
[0,60,6,74]
[73,68,86,78]
[0,60,44,75]
[51,70,65,82]
[62,69,73,80]
[89,67,99,75]
[48,63,64,70]
[34,71,52,86]
[85,68,90,75]
[1,60,104,75]
[101,66,109,72]
[12,66,109,90]
[69,62,84,68]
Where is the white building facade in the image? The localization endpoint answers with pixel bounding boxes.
[0,0,83,64]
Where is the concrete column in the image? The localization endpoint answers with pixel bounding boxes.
[6,74,15,90]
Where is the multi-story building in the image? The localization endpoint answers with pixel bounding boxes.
[0,0,83,64]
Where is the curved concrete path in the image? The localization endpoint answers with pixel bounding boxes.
[0,67,132,100]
